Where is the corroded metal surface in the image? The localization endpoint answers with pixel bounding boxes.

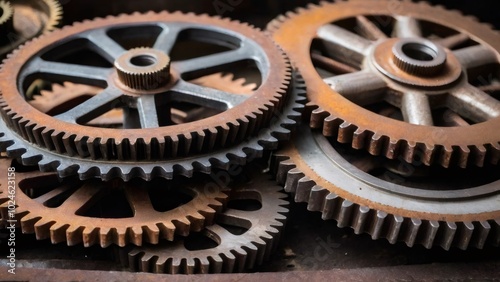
[269,0,500,168]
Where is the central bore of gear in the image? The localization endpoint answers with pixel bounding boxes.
[114,47,171,91]
[392,38,447,76]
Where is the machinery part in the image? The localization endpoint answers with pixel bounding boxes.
[0,0,62,58]
[0,72,305,181]
[192,72,257,95]
[0,156,228,247]
[272,124,500,250]
[268,0,500,168]
[0,1,14,41]
[0,12,292,170]
[127,171,289,274]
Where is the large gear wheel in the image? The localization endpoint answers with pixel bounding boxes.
[0,156,229,247]
[127,171,289,274]
[0,0,62,58]
[272,124,500,250]
[269,0,500,168]
[0,12,305,181]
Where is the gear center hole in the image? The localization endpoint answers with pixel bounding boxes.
[130,54,157,67]
[402,43,436,62]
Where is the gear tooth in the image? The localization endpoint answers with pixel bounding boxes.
[274,158,295,185]
[422,144,435,166]
[489,219,500,246]
[66,225,84,246]
[6,143,26,157]
[34,218,55,240]
[370,211,388,240]
[284,168,304,194]
[455,222,474,250]
[338,122,357,144]
[295,176,315,203]
[457,146,471,168]
[99,227,115,248]
[422,220,440,249]
[439,146,454,168]
[352,129,369,150]
[471,145,487,167]
[337,200,354,228]
[403,141,417,164]
[488,143,500,165]
[387,215,404,244]
[437,221,457,251]
[307,185,329,212]
[471,221,491,249]
[310,107,328,129]
[352,206,370,234]
[130,226,144,246]
[20,151,43,164]
[322,192,341,220]
[50,223,69,244]
[82,227,99,247]
[20,213,41,234]
[404,218,423,248]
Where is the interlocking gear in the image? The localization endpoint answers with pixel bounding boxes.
[0,12,305,181]
[0,156,228,247]
[127,171,289,274]
[268,0,500,168]
[0,0,62,58]
[272,125,500,250]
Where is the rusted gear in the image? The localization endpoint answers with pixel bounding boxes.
[268,0,500,168]
[0,0,62,58]
[0,12,292,176]
[127,172,289,274]
[272,125,500,250]
[0,1,14,39]
[0,156,229,247]
[0,72,305,181]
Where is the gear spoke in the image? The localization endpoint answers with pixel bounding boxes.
[24,58,111,86]
[317,24,373,58]
[173,46,251,75]
[125,184,155,214]
[435,33,470,49]
[85,29,127,62]
[311,52,358,74]
[394,16,422,38]
[454,45,498,70]
[153,25,182,55]
[448,84,500,123]
[137,95,160,129]
[171,80,248,110]
[443,110,470,126]
[356,16,388,40]
[324,71,387,106]
[55,87,123,124]
[59,181,104,213]
[401,92,434,126]
[33,183,76,205]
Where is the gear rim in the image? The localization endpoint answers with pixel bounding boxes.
[268,0,500,168]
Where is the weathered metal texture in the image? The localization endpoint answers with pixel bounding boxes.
[268,0,500,168]
[0,262,499,281]
[0,157,228,248]
[0,11,293,177]
[0,0,62,58]
[127,172,289,274]
[272,124,500,250]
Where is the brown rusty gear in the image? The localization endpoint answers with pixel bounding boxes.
[0,12,291,167]
[0,156,228,247]
[0,1,14,35]
[269,0,500,168]
[272,124,500,250]
[127,171,289,274]
[0,0,62,58]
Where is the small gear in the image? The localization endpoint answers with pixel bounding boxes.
[272,124,500,250]
[0,156,228,247]
[0,1,14,43]
[127,171,289,274]
[0,0,62,58]
[0,12,295,181]
[269,0,500,168]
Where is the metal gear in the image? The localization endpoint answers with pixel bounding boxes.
[0,71,305,181]
[0,156,229,248]
[0,12,303,181]
[0,0,62,58]
[127,171,289,274]
[272,124,500,250]
[0,1,14,41]
[268,0,500,168]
